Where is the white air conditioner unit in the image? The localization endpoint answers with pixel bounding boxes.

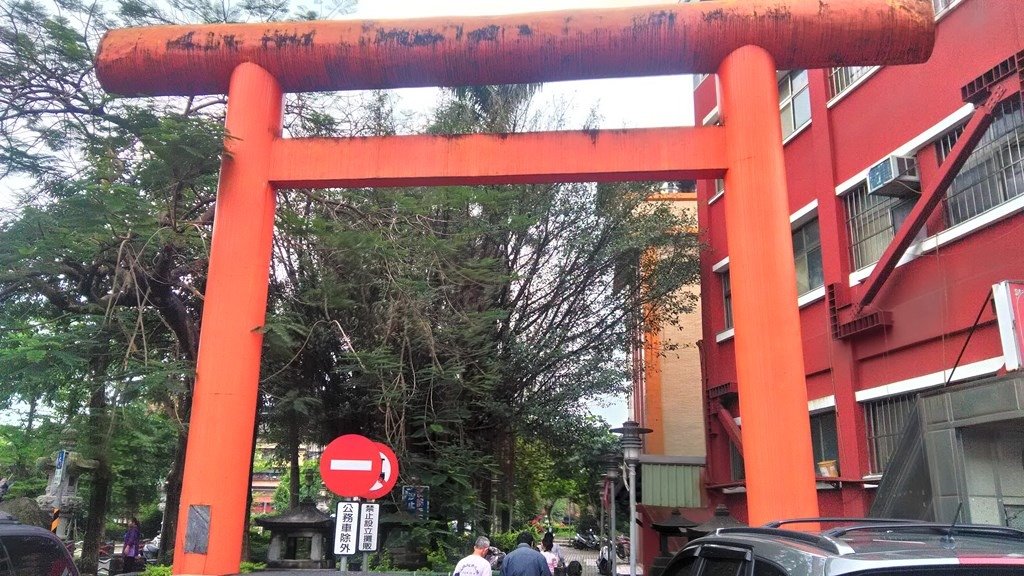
[867,155,920,198]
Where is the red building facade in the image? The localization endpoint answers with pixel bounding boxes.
[694,0,1024,523]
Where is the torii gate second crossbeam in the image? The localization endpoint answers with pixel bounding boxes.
[94,1,936,574]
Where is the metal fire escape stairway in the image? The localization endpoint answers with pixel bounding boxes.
[828,51,1024,339]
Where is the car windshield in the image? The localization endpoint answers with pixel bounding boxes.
[0,534,76,576]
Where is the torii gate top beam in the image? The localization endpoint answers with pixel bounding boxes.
[95,0,934,97]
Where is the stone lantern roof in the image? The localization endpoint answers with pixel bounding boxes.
[686,505,746,539]
[254,503,332,531]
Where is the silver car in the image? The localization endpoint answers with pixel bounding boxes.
[663,518,1024,576]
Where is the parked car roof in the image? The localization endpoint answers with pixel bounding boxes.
[0,512,80,576]
[664,518,1024,576]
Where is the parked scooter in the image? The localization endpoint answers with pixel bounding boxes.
[597,539,613,576]
[142,534,161,564]
[571,529,600,550]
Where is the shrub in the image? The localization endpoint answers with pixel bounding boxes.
[142,566,172,576]
[426,545,449,572]
[490,527,541,553]
[247,528,271,562]
[370,549,396,571]
[239,560,266,572]
[138,503,163,538]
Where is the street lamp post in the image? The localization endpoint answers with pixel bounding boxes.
[605,456,620,576]
[611,421,652,576]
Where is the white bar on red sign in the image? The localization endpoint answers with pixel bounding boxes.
[330,458,374,471]
[358,503,380,552]
[334,501,360,555]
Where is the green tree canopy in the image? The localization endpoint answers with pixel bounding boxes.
[1,0,700,570]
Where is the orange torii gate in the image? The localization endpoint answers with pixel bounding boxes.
[95,1,935,574]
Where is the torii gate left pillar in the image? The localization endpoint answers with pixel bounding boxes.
[94,1,935,573]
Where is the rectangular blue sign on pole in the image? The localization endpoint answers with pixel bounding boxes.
[401,485,429,519]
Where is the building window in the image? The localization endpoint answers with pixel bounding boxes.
[932,0,962,15]
[793,218,823,295]
[865,393,916,475]
[779,70,811,139]
[938,95,1023,227]
[810,411,839,475]
[721,271,733,330]
[827,66,875,99]
[729,441,745,481]
[844,183,917,270]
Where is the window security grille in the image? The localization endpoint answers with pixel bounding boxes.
[937,96,1023,226]
[729,440,744,481]
[865,393,916,475]
[844,183,917,270]
[932,0,962,15]
[827,66,875,99]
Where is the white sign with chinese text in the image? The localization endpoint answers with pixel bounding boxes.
[358,503,380,552]
[334,501,360,555]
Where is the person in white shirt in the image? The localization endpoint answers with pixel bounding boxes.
[540,538,559,575]
[542,532,564,569]
[454,536,495,576]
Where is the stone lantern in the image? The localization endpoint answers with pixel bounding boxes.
[254,502,334,569]
[648,509,696,576]
[36,450,98,539]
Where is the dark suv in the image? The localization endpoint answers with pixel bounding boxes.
[664,518,1024,576]
[0,513,79,576]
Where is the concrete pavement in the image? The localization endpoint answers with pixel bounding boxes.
[160,538,643,576]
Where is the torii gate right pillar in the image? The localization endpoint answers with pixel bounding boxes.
[719,46,818,524]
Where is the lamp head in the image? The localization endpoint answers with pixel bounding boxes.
[610,420,653,466]
[604,454,621,479]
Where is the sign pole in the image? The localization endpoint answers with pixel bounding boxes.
[319,435,396,571]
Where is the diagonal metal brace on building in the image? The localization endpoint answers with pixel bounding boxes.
[854,75,1022,315]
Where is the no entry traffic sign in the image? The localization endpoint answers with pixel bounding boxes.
[320,434,383,498]
[364,443,399,500]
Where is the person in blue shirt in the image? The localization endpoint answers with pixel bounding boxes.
[500,532,551,576]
